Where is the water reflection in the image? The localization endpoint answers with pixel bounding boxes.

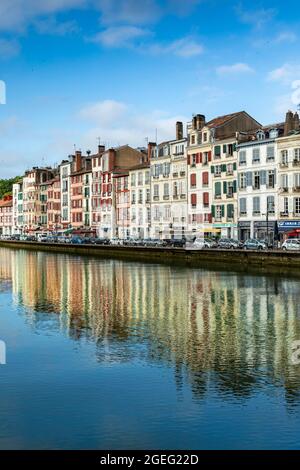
[1,247,300,405]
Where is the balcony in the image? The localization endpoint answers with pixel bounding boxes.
[153,196,159,201]
[280,162,289,168]
[293,160,300,167]
[280,187,289,193]
[214,173,221,178]
[280,212,289,218]
[163,195,170,200]
[239,211,247,217]
[173,194,179,200]
[173,172,178,178]
[226,193,234,199]
[294,212,300,217]
[293,187,300,193]
[253,211,261,216]
[215,195,221,200]
[180,194,186,199]
[226,170,234,176]
[180,171,186,177]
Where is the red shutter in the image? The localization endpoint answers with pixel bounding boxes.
[190,173,196,187]
[202,171,209,185]
[203,192,209,206]
[199,152,203,163]
[191,194,197,207]
[187,155,191,165]
[208,151,212,162]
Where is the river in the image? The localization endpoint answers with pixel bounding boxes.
[0,247,300,449]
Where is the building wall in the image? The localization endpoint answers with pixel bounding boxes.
[129,167,151,239]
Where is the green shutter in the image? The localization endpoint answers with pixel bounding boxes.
[211,165,215,174]
[222,164,226,172]
[214,145,221,157]
[233,180,237,193]
[211,205,215,217]
[233,143,237,152]
[221,205,225,217]
[223,181,227,194]
[215,182,221,196]
[233,162,237,171]
[227,204,234,218]
[223,144,227,153]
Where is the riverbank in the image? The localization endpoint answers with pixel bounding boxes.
[1,240,300,276]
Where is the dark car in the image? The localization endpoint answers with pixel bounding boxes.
[172,238,186,248]
[71,236,84,245]
[93,238,109,245]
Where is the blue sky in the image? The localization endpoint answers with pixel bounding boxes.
[0,0,300,177]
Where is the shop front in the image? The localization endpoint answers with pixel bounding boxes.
[278,221,300,243]
[253,221,278,246]
[213,223,238,239]
[238,221,251,242]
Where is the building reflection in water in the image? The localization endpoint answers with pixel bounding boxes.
[1,247,300,405]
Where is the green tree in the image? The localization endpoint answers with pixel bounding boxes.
[0,177,21,199]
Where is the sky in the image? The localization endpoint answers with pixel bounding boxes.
[0,0,300,178]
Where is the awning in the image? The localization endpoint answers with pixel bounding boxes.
[197,228,221,233]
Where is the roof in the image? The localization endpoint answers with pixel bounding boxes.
[262,122,285,131]
[0,199,13,208]
[128,162,150,171]
[205,111,244,129]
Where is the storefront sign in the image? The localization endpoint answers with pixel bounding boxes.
[238,222,251,229]
[278,221,300,231]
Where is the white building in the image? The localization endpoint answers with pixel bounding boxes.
[237,124,284,243]
[60,159,72,229]
[129,163,151,239]
[12,181,24,234]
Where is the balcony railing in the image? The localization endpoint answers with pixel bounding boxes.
[163,195,170,200]
[280,162,289,168]
[293,160,300,167]
[293,187,300,193]
[280,212,289,218]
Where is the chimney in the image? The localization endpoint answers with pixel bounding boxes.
[294,112,300,131]
[176,121,183,140]
[284,110,294,136]
[192,116,197,130]
[98,145,105,154]
[108,148,116,172]
[196,114,206,130]
[75,150,82,172]
[147,142,156,162]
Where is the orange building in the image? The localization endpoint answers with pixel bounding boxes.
[0,195,13,236]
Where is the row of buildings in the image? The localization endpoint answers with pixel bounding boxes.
[1,109,300,243]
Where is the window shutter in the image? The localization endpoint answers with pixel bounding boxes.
[215,182,221,196]
[233,180,237,193]
[223,181,227,194]
[199,152,203,163]
[260,170,267,185]
[191,193,197,206]
[214,145,221,157]
[187,155,191,165]
[246,172,252,186]
[221,205,225,217]
[211,205,215,218]
[211,165,215,174]
[223,144,227,153]
[222,164,226,172]
[233,143,237,152]
[190,173,196,187]
[208,151,212,162]
[202,172,209,185]
[203,192,209,205]
[233,162,237,171]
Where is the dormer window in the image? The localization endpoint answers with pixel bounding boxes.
[203,132,208,142]
[269,129,278,139]
[256,131,265,140]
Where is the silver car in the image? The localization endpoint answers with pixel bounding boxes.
[282,239,300,251]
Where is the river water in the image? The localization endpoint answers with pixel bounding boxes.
[0,247,300,449]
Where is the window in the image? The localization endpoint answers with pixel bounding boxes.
[269,129,278,139]
[281,150,288,165]
[254,171,260,189]
[253,197,260,215]
[215,182,221,198]
[239,150,246,165]
[137,173,143,185]
[191,135,195,145]
[267,146,275,161]
[283,197,289,214]
[239,198,247,216]
[216,205,222,221]
[281,174,288,189]
[227,204,234,219]
[203,192,209,208]
[252,148,260,163]
[267,196,275,214]
[203,132,207,142]
[163,183,169,197]
[227,182,234,198]
[146,189,150,203]
[294,198,300,216]
[190,173,196,188]
[145,171,150,184]
[268,170,275,188]
[131,173,136,186]
[214,146,221,158]
[294,148,300,162]
[191,194,197,208]
[202,172,209,187]
[215,165,221,176]
[173,182,178,197]
[138,190,143,204]
[239,173,246,189]
[294,173,300,188]
[153,185,159,198]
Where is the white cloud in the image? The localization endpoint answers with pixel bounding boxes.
[93,0,161,25]
[274,32,297,44]
[149,37,203,57]
[91,26,150,48]
[0,0,87,32]
[34,16,79,36]
[235,3,277,30]
[79,99,188,148]
[268,64,300,85]
[0,38,20,58]
[216,62,254,75]
[79,100,128,125]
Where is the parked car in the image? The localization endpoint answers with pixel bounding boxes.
[218,238,240,249]
[171,238,186,248]
[110,238,123,246]
[282,239,300,251]
[38,235,49,243]
[70,236,84,244]
[243,239,267,250]
[92,237,109,245]
[188,238,211,250]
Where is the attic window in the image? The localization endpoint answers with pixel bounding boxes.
[269,129,278,139]
[257,131,265,140]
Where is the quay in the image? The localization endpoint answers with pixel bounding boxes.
[1,240,300,276]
